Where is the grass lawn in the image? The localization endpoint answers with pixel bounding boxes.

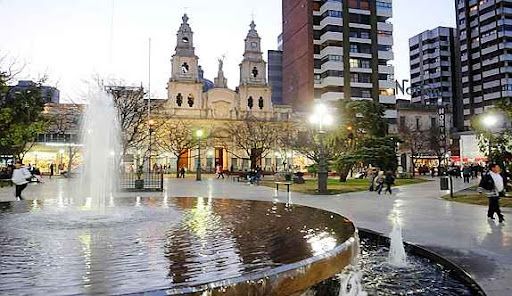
[443,193,512,208]
[261,177,430,195]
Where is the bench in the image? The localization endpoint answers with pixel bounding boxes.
[275,181,293,193]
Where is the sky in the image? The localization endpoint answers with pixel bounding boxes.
[0,0,456,102]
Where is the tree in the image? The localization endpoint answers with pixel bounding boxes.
[46,103,83,176]
[0,80,48,160]
[221,116,283,169]
[105,82,150,157]
[155,120,197,177]
[398,123,428,177]
[471,103,512,169]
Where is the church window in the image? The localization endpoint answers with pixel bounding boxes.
[248,96,254,109]
[176,93,183,106]
[252,67,259,78]
[182,37,189,43]
[258,97,264,109]
[181,62,189,74]
[251,41,258,48]
[187,94,194,107]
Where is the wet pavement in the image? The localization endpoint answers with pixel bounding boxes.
[1,176,511,296]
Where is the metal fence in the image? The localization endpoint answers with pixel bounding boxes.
[119,172,164,192]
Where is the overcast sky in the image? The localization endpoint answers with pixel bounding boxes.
[0,0,456,102]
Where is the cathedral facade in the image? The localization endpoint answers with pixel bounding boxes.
[162,14,292,122]
[151,15,299,173]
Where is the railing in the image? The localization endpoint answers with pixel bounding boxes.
[119,172,164,192]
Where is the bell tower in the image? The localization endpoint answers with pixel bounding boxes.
[239,21,267,86]
[167,14,204,111]
[170,14,200,81]
[238,21,272,115]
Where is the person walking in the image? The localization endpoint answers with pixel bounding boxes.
[216,164,225,179]
[382,171,395,195]
[11,160,33,200]
[179,167,186,179]
[49,163,54,179]
[462,166,471,183]
[368,169,376,192]
[375,171,385,195]
[478,163,506,224]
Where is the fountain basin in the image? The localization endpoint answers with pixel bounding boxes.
[0,197,359,296]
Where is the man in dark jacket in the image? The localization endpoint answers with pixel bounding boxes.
[479,163,506,223]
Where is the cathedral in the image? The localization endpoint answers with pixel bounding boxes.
[152,15,297,172]
[162,14,292,121]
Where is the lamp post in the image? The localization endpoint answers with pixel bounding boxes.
[196,129,204,181]
[148,119,155,173]
[309,103,333,194]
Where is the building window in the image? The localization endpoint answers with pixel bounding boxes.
[248,96,254,109]
[350,58,359,68]
[176,93,183,106]
[187,94,194,107]
[181,62,189,74]
[416,117,421,130]
[258,97,264,109]
[350,44,358,53]
[252,67,259,78]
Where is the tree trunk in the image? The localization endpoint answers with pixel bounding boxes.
[411,154,416,178]
[66,148,75,178]
[176,157,181,178]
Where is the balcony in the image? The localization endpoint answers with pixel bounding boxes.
[378,50,394,60]
[320,31,343,44]
[379,95,396,105]
[378,65,394,74]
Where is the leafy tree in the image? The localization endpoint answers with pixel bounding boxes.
[471,103,512,169]
[0,80,48,160]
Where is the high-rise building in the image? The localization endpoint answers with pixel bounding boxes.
[268,50,283,104]
[282,0,396,127]
[409,27,463,129]
[456,0,512,130]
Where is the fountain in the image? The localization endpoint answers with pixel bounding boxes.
[0,88,481,295]
[388,217,407,267]
[79,87,121,209]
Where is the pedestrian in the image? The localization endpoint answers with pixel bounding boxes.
[180,167,186,178]
[49,163,54,179]
[368,169,376,192]
[478,163,506,223]
[382,171,395,195]
[11,160,33,200]
[216,164,225,179]
[462,166,471,183]
[375,171,385,195]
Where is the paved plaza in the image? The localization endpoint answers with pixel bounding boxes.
[1,176,511,296]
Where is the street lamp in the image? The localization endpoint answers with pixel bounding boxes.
[148,119,155,172]
[196,129,204,181]
[481,113,504,161]
[309,103,334,194]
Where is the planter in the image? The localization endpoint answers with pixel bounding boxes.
[135,179,144,190]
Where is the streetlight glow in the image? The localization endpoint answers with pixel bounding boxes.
[482,114,499,128]
[196,129,204,138]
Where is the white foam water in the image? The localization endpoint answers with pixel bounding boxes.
[388,217,407,267]
[79,87,121,209]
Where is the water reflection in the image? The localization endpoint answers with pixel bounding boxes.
[0,197,355,295]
